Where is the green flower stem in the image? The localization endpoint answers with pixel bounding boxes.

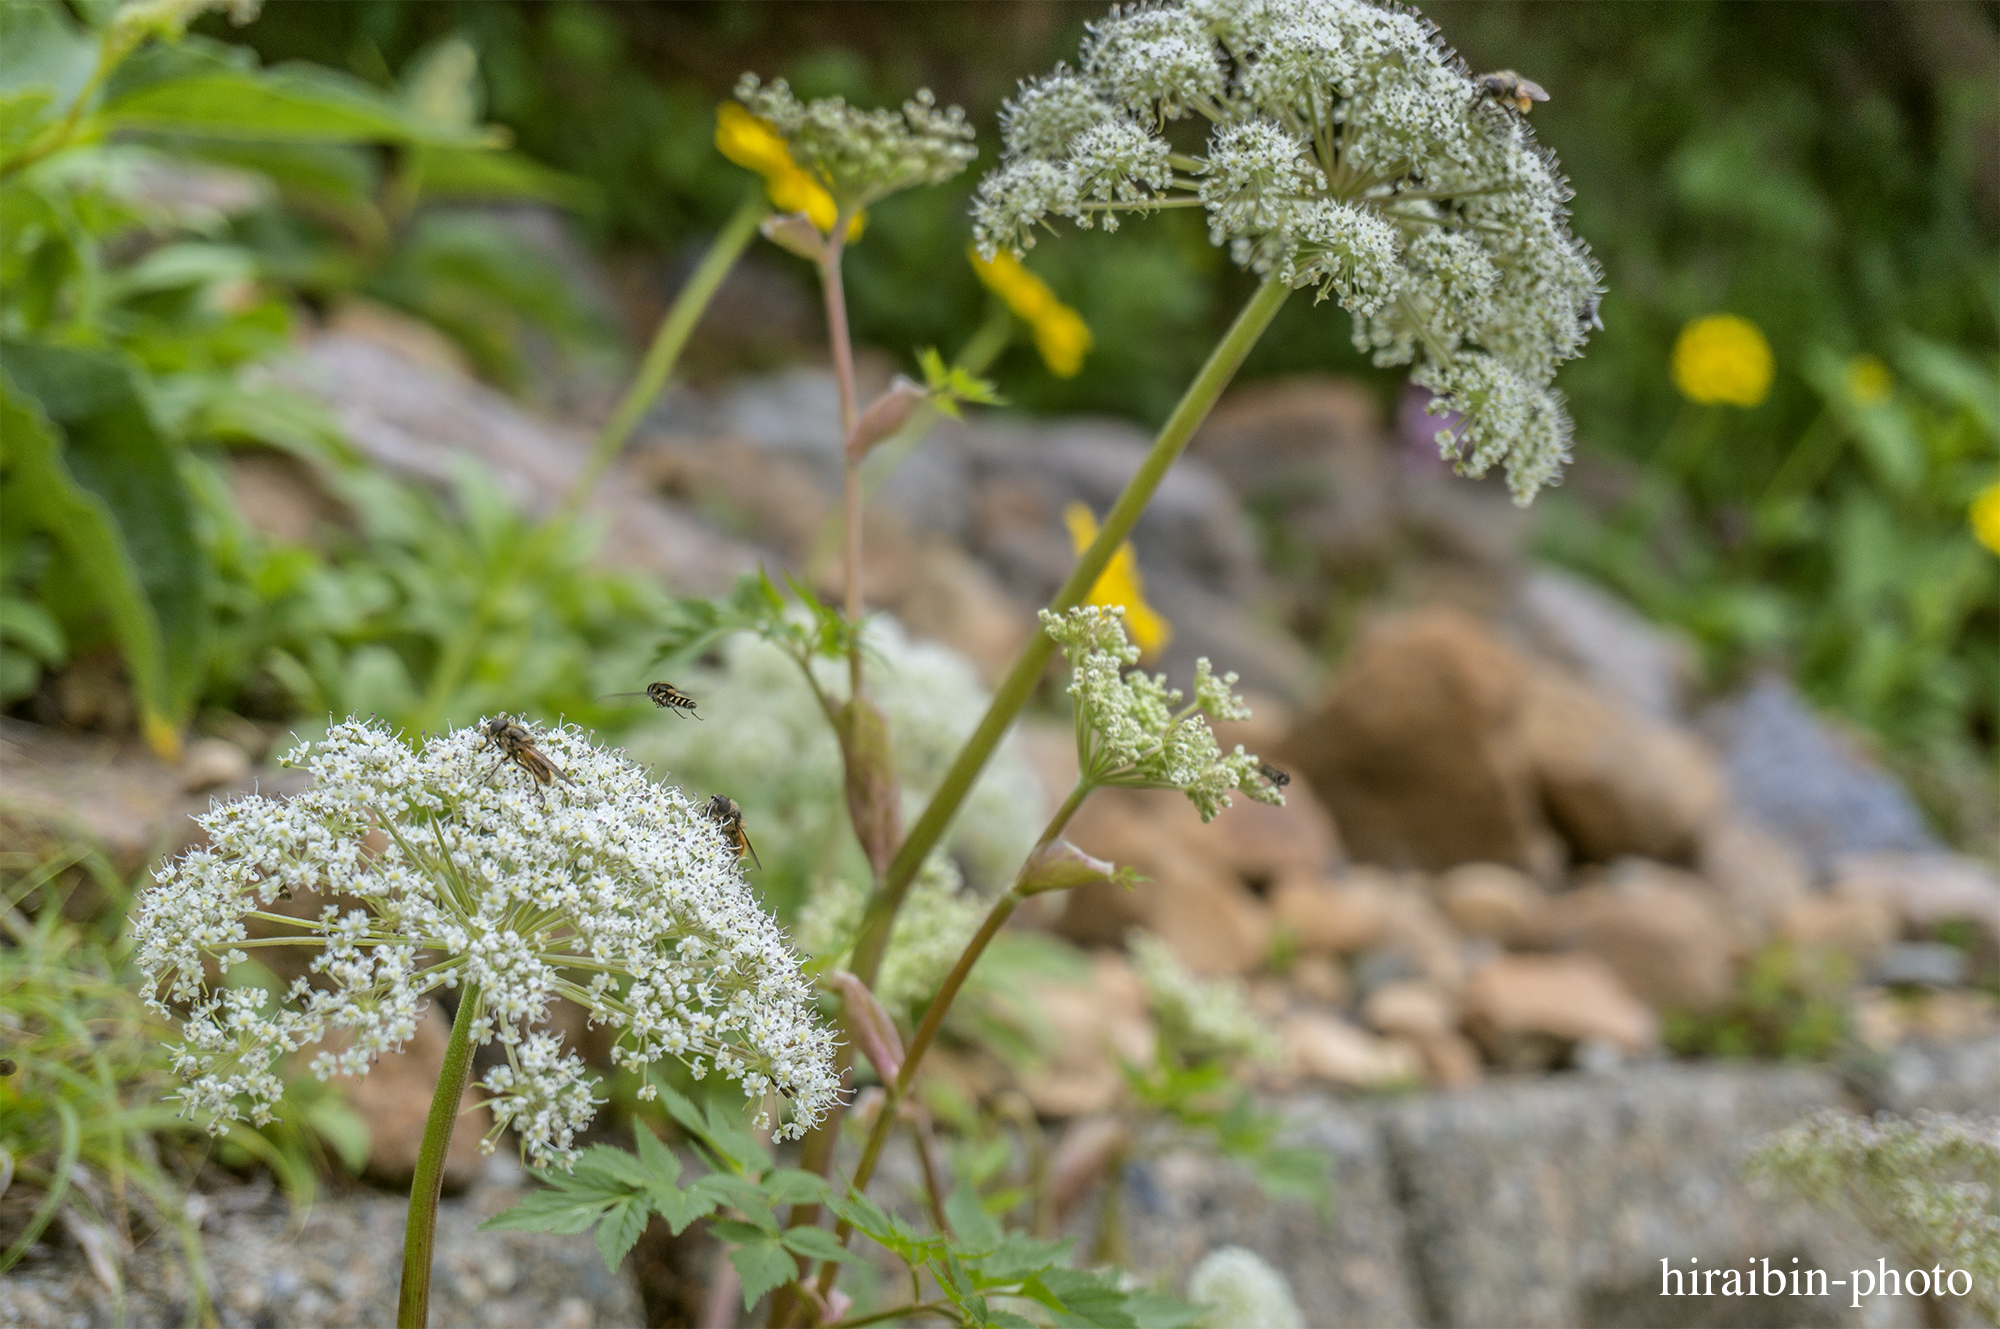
[847,272,1292,986]
[557,190,767,523]
[396,982,483,1329]
[808,780,1092,1309]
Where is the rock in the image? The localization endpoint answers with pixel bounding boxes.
[227,448,352,547]
[886,537,1035,685]
[1541,862,1741,1013]
[1283,609,1550,872]
[1286,954,1352,1008]
[1363,981,1482,1089]
[179,737,252,793]
[1520,667,1726,865]
[0,717,308,878]
[1510,566,1696,720]
[0,1168,646,1329]
[1055,788,1282,976]
[1831,851,2000,960]
[1378,890,1467,994]
[1188,375,1396,568]
[320,1004,490,1192]
[1461,953,1658,1056]
[278,331,761,595]
[1437,862,1547,945]
[1018,953,1157,1117]
[1704,674,1939,875]
[1697,817,1812,934]
[1270,869,1397,956]
[1775,893,1899,966]
[1868,941,1970,988]
[1278,1011,1423,1089]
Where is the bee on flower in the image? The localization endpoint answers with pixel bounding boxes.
[130,718,841,1167]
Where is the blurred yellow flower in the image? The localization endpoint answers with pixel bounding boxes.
[970,248,1093,378]
[1672,314,1774,407]
[1065,503,1171,659]
[1972,481,2000,557]
[1844,353,1893,407]
[715,103,862,240]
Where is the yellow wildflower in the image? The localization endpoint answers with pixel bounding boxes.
[1972,481,2000,557]
[1671,314,1774,408]
[1844,353,1893,407]
[1065,502,1171,660]
[970,248,1093,378]
[714,103,862,240]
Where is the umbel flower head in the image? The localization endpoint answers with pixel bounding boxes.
[735,73,977,220]
[973,0,1604,502]
[1130,931,1279,1063]
[1042,605,1279,821]
[131,718,841,1166]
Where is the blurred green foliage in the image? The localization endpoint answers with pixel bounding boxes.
[1663,941,1853,1063]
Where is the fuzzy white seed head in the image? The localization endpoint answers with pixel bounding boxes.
[132,717,841,1166]
[1188,1245,1306,1329]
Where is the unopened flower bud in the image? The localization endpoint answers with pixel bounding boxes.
[836,694,902,880]
[823,970,903,1083]
[845,377,927,461]
[1017,838,1137,896]
[760,211,826,260]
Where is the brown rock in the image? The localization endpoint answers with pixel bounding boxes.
[1697,818,1811,935]
[325,1004,489,1192]
[1543,863,1740,1013]
[1361,980,1456,1039]
[1287,954,1352,1008]
[1461,953,1658,1055]
[1831,852,2000,958]
[1437,862,1547,945]
[1278,1011,1423,1089]
[1271,869,1397,956]
[1775,894,1898,966]
[1282,609,1548,872]
[1018,954,1157,1117]
[226,450,352,548]
[888,538,1035,686]
[1519,667,1726,864]
[1380,890,1467,994]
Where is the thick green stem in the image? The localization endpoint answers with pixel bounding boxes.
[848,273,1292,986]
[397,983,483,1329]
[558,191,766,522]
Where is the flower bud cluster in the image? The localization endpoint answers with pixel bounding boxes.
[1130,932,1280,1063]
[131,718,841,1166]
[974,0,1603,502]
[736,74,978,216]
[1041,606,1278,822]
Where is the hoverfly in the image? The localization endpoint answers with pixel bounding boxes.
[1476,70,1549,114]
[480,715,574,799]
[601,681,702,720]
[704,794,762,870]
[1258,763,1292,790]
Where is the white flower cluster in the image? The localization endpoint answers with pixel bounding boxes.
[627,617,1045,899]
[1187,1245,1306,1329]
[1129,931,1280,1064]
[974,0,1603,502]
[131,718,841,1166]
[1750,1108,2000,1317]
[796,856,983,1016]
[1042,606,1278,822]
[737,74,978,211]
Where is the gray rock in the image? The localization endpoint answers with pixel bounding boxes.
[1512,566,1696,721]
[1868,942,1969,988]
[1703,676,1938,877]
[0,1176,647,1329]
[278,332,762,595]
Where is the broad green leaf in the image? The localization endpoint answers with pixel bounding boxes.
[972,1231,1074,1285]
[301,1094,372,1175]
[761,1168,832,1207]
[777,1224,864,1266]
[1119,1291,1208,1329]
[573,1143,651,1191]
[946,1183,1003,1250]
[632,1123,681,1187]
[0,372,179,754]
[729,1237,798,1310]
[480,1182,618,1237]
[101,65,501,147]
[0,0,95,101]
[1028,1267,1140,1329]
[707,1218,775,1245]
[691,1173,774,1228]
[0,87,56,159]
[0,595,64,661]
[416,145,597,211]
[595,1194,649,1272]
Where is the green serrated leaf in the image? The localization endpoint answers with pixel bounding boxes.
[479,1183,614,1237]
[779,1224,866,1266]
[595,1195,649,1272]
[762,1168,831,1207]
[708,1217,774,1245]
[730,1238,798,1310]
[691,1173,774,1229]
[1119,1290,1210,1329]
[632,1124,682,1187]
[574,1144,650,1191]
[946,1183,1003,1250]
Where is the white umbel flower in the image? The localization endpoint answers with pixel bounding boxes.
[974,0,1603,503]
[1187,1245,1306,1329]
[1130,932,1280,1063]
[132,718,841,1166]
